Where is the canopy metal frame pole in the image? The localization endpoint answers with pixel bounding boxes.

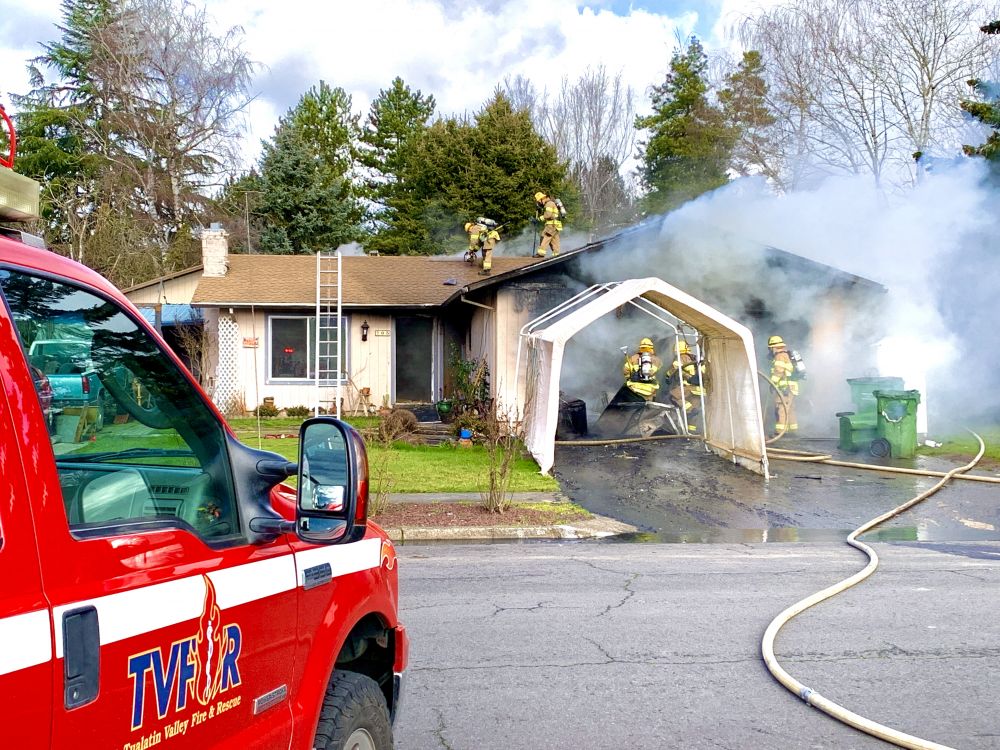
[514,282,618,403]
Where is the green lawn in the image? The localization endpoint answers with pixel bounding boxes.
[918,426,1000,463]
[246,437,557,493]
[227,416,380,432]
[225,416,557,493]
[61,416,556,492]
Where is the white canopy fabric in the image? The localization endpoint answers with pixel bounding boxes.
[522,277,769,478]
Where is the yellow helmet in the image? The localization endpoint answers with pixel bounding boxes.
[675,339,690,354]
[639,337,654,352]
[534,191,546,202]
[768,335,784,347]
[464,222,474,232]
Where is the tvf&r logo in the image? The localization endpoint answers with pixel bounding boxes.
[128,576,242,730]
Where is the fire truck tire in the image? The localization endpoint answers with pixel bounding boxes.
[314,670,393,750]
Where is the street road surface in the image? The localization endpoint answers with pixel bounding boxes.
[395,541,1000,749]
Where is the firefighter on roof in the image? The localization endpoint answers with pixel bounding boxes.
[666,339,705,432]
[768,335,798,435]
[534,191,565,258]
[622,337,662,401]
[465,218,500,275]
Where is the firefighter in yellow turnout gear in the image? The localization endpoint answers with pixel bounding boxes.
[768,335,798,435]
[465,219,500,275]
[666,339,705,432]
[622,338,662,401]
[534,192,564,258]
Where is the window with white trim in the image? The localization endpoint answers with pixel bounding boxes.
[268,314,348,381]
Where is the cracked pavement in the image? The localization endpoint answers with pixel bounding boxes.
[393,541,1000,749]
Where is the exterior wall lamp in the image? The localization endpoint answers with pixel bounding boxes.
[361,320,370,342]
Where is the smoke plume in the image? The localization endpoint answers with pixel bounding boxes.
[557,161,999,435]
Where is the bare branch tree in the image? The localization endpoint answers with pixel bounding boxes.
[869,0,997,174]
[741,0,998,188]
[501,74,540,116]
[527,67,638,233]
[86,0,254,263]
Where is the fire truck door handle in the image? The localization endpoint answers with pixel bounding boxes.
[63,606,100,709]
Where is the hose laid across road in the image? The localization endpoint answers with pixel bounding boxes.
[760,431,987,750]
[556,423,998,744]
[767,446,1000,485]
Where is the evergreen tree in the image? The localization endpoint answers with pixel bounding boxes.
[256,82,363,253]
[961,21,1000,161]
[381,92,569,255]
[257,125,357,254]
[211,172,264,254]
[12,0,117,264]
[286,81,360,177]
[719,50,779,182]
[359,78,436,253]
[635,37,735,214]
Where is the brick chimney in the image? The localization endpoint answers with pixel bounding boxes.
[202,223,229,277]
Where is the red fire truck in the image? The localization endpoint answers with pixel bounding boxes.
[0,212,407,745]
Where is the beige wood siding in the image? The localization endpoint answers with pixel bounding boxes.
[126,272,202,305]
[219,309,391,414]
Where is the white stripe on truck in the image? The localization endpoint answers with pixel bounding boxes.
[0,609,52,674]
[39,541,380,660]
[294,537,382,586]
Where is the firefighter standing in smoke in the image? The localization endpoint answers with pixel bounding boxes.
[534,192,565,258]
[666,339,705,432]
[465,219,500,275]
[768,335,798,434]
[622,338,662,401]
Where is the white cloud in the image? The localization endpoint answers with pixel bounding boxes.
[210,0,699,165]
[0,0,706,168]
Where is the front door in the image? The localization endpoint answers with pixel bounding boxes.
[394,316,433,402]
[0,267,299,750]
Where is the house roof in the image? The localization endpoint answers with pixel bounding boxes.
[184,223,883,309]
[191,254,546,307]
[461,223,886,295]
[123,264,203,293]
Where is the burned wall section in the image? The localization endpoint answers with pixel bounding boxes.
[545,229,886,436]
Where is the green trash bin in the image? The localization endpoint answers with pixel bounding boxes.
[847,377,905,418]
[871,389,920,458]
[837,377,905,452]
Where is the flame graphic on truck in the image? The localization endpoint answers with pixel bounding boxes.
[128,575,242,730]
[381,539,397,571]
[193,576,225,705]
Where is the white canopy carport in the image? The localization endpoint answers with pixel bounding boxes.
[520,278,769,479]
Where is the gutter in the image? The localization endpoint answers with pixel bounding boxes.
[460,295,494,311]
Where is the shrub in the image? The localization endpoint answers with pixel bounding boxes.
[285,405,311,417]
[453,410,484,437]
[223,391,248,418]
[254,402,280,418]
[379,408,418,442]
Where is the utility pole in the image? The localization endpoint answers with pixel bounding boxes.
[237,189,262,254]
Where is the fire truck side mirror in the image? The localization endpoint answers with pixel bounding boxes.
[295,417,368,544]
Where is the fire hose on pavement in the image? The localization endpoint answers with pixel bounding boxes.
[761,430,987,750]
[553,386,998,746]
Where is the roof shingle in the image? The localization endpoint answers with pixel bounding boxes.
[191,254,544,306]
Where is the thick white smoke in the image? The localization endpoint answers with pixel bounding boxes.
[557,160,999,435]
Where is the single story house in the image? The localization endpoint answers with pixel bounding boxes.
[124,223,885,433]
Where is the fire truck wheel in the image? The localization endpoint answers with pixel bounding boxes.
[315,670,393,750]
